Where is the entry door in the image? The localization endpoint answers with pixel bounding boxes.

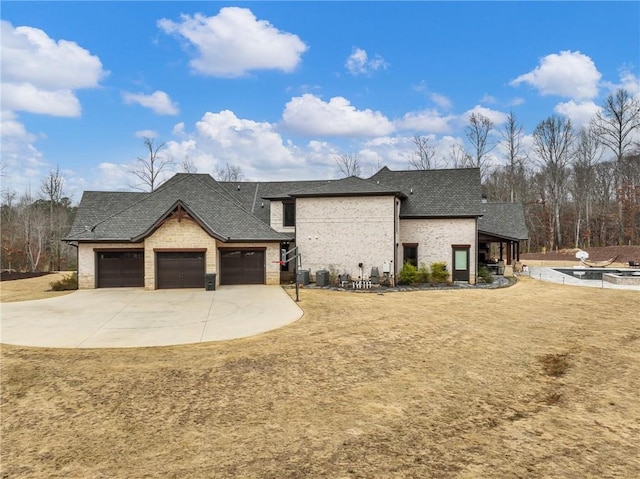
[452,246,470,282]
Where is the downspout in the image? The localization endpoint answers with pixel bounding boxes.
[475,217,479,285]
[393,197,398,287]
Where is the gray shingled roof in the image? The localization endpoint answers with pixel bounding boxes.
[66,174,292,242]
[287,175,404,198]
[68,168,495,243]
[369,167,484,217]
[218,179,324,225]
[478,203,529,240]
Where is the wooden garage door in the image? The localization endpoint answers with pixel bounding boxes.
[97,251,144,288]
[157,252,205,289]
[220,250,265,285]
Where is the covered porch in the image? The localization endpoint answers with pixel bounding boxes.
[478,233,523,275]
[477,202,529,275]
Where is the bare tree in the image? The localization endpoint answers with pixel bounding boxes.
[533,116,574,251]
[571,127,603,248]
[130,137,172,192]
[592,89,640,165]
[591,88,640,243]
[409,135,437,170]
[214,162,244,182]
[592,160,618,245]
[16,191,48,271]
[448,144,470,169]
[335,153,362,177]
[499,112,527,202]
[181,156,198,174]
[465,112,496,179]
[40,166,65,271]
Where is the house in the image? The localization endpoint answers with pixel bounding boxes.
[65,167,528,289]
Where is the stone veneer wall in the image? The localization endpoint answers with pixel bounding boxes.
[295,196,396,280]
[78,219,282,289]
[399,217,477,284]
[77,242,144,289]
[144,218,217,290]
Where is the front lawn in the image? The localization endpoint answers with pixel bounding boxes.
[1,278,639,478]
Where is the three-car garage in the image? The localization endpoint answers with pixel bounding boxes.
[95,248,266,288]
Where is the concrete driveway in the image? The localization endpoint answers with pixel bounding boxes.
[0,285,303,349]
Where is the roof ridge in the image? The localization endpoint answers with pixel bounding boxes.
[190,174,260,217]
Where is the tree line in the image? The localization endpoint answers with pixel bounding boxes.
[335,90,639,252]
[1,89,638,272]
[407,88,640,252]
[1,167,77,272]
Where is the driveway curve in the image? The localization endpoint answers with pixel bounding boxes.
[0,285,303,349]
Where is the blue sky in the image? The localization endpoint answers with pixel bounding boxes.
[2,1,639,200]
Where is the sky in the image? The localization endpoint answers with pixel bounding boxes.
[1,1,639,201]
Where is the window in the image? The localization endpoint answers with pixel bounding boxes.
[403,243,418,267]
[283,201,295,227]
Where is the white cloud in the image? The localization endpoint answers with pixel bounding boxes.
[134,130,158,139]
[412,81,452,110]
[603,69,640,97]
[430,93,452,110]
[395,109,455,134]
[158,7,307,77]
[554,100,600,128]
[97,162,139,191]
[0,111,36,142]
[0,20,106,117]
[508,97,526,106]
[345,47,388,76]
[511,50,601,100]
[0,111,47,194]
[462,105,509,126]
[172,122,186,136]
[618,70,640,96]
[2,83,81,117]
[123,91,179,115]
[162,110,301,180]
[480,94,496,104]
[281,94,395,137]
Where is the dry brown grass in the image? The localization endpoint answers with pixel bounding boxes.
[2,278,640,478]
[0,272,73,303]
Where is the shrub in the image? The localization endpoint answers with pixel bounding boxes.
[430,261,449,284]
[397,262,418,285]
[478,265,494,284]
[416,263,430,284]
[327,265,339,286]
[49,273,78,291]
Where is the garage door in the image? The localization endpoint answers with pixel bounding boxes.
[97,251,144,288]
[157,252,205,289]
[220,250,265,285]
